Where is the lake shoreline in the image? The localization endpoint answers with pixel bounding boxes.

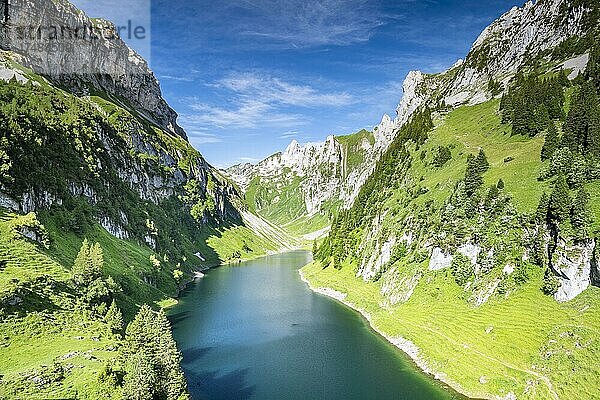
[174,247,308,299]
[298,268,491,400]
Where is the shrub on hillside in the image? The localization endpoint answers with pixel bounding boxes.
[451,253,474,286]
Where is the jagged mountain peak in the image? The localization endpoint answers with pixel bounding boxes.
[379,0,596,134]
[283,139,302,156]
[445,0,594,105]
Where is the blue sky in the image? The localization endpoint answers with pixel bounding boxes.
[74,0,521,168]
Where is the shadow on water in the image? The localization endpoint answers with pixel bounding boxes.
[169,310,191,326]
[182,346,214,363]
[185,367,256,400]
[181,346,255,400]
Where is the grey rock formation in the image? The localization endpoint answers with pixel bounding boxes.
[429,247,453,271]
[448,0,588,102]
[386,0,593,120]
[551,238,596,302]
[0,0,250,243]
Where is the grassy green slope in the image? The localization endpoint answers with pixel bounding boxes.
[302,98,600,399]
[0,66,291,397]
[301,261,599,400]
[0,212,122,399]
[413,99,549,213]
[244,170,336,240]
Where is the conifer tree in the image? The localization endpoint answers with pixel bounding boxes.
[548,175,571,222]
[89,242,104,278]
[451,253,473,286]
[123,351,156,400]
[122,305,189,400]
[154,310,188,400]
[534,104,551,134]
[541,122,560,161]
[432,146,452,167]
[475,149,490,174]
[464,155,483,196]
[500,93,513,124]
[563,82,599,153]
[545,78,565,120]
[72,240,103,287]
[72,239,90,286]
[484,185,499,210]
[571,187,591,237]
[511,91,532,136]
[536,192,550,223]
[588,101,600,158]
[105,299,124,334]
[556,69,571,88]
[586,41,600,93]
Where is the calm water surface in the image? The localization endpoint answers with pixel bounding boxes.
[169,251,466,400]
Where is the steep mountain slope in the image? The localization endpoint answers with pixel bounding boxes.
[228,0,599,242]
[224,62,431,239]
[227,125,396,238]
[303,0,600,399]
[0,0,294,397]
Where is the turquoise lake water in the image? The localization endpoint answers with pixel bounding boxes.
[169,250,466,400]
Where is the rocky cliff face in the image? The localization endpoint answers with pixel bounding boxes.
[0,73,241,241]
[384,0,594,120]
[547,229,598,302]
[445,0,590,105]
[0,0,186,138]
[0,0,247,245]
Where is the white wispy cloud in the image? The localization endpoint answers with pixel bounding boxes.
[180,72,353,132]
[181,98,305,130]
[215,73,354,107]
[279,130,300,139]
[185,130,223,144]
[159,74,195,82]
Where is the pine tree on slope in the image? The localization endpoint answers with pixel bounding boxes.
[541,122,560,161]
[548,175,571,222]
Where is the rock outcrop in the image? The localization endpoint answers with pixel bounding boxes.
[445,0,590,106]
[551,237,596,302]
[385,0,594,115]
[0,0,246,243]
[429,247,453,271]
